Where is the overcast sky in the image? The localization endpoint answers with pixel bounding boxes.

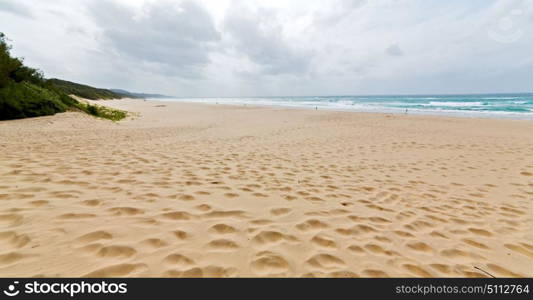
[1,0,532,97]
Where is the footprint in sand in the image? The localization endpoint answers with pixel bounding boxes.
[0,214,24,227]
[57,213,96,220]
[160,211,192,221]
[406,242,434,253]
[84,263,147,277]
[486,264,522,277]
[251,251,290,275]
[0,251,27,266]
[504,244,533,258]
[362,243,395,257]
[362,269,389,278]
[76,230,113,244]
[224,193,239,198]
[96,245,137,258]
[403,264,433,277]
[369,217,391,224]
[306,254,345,270]
[164,266,236,278]
[461,239,489,250]
[440,249,485,261]
[29,200,49,207]
[178,194,196,201]
[284,195,297,201]
[194,191,211,196]
[163,254,195,268]
[270,208,291,216]
[172,230,189,240]
[468,228,493,237]
[141,238,168,248]
[252,231,298,246]
[0,231,31,248]
[195,204,212,212]
[429,264,453,275]
[80,243,104,253]
[328,271,359,278]
[206,239,239,251]
[209,224,237,235]
[393,230,415,238]
[347,245,365,254]
[335,224,377,236]
[295,219,329,232]
[80,199,102,207]
[108,207,145,216]
[310,234,337,249]
[202,210,246,219]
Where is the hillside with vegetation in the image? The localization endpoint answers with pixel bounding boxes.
[49,79,131,100]
[0,32,127,121]
[110,89,169,99]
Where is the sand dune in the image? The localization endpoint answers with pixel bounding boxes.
[0,99,532,277]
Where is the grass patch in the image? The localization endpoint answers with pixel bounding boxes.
[75,101,128,121]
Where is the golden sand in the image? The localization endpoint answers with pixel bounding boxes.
[0,99,532,277]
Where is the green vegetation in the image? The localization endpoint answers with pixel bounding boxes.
[49,78,130,100]
[0,32,127,121]
[0,82,68,119]
[76,101,127,121]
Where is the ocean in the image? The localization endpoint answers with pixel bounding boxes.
[151,93,533,119]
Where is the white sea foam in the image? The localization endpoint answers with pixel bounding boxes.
[150,95,533,120]
[427,101,484,107]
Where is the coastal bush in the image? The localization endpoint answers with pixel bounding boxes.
[1,33,46,88]
[87,104,99,116]
[1,32,127,121]
[0,82,67,120]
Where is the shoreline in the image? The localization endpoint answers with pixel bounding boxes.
[0,98,532,277]
[146,98,533,121]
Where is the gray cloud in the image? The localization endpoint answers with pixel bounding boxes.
[87,0,220,78]
[0,0,32,17]
[313,0,367,25]
[385,44,403,56]
[223,5,311,76]
[2,0,533,97]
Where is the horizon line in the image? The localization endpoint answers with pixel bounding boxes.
[155,91,533,99]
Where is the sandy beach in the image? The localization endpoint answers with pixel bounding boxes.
[0,98,532,278]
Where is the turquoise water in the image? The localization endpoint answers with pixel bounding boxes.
[154,93,533,119]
